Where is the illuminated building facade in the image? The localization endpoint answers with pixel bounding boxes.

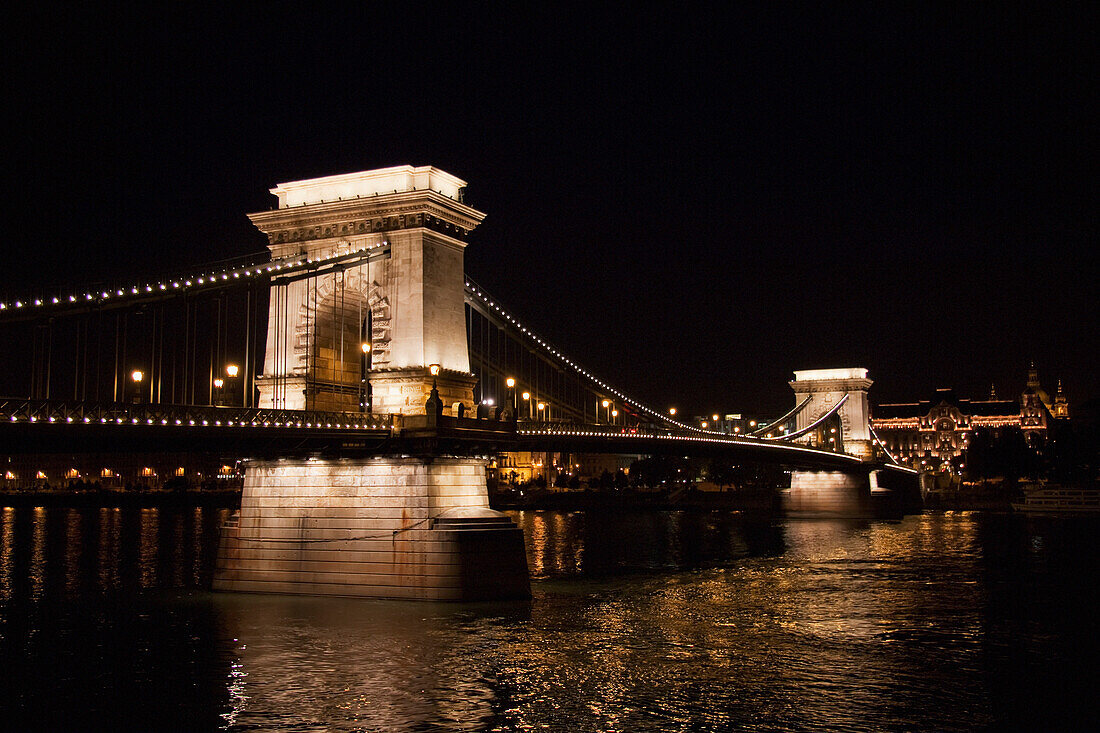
[871,365,1068,468]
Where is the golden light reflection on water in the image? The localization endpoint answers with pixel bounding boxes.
[64,508,82,595]
[30,507,46,600]
[0,505,227,602]
[0,507,13,599]
[0,507,1068,730]
[216,596,517,731]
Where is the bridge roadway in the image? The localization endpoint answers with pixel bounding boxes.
[0,398,880,471]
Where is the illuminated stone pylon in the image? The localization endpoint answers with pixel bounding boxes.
[248,165,485,415]
[789,368,874,459]
[215,167,530,601]
[786,368,875,517]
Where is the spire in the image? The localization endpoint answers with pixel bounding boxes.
[1052,378,1069,418]
[1027,362,1040,389]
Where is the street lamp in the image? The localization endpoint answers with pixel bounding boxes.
[224,364,239,406]
[537,401,546,421]
[601,399,610,424]
[506,377,516,419]
[669,407,677,417]
[611,409,618,424]
[522,391,531,419]
[131,369,144,404]
[359,343,371,413]
[213,377,225,406]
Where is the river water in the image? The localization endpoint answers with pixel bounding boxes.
[0,505,1095,732]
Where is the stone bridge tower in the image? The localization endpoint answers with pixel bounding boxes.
[247,165,485,415]
[789,368,874,459]
[785,368,877,517]
[215,167,530,601]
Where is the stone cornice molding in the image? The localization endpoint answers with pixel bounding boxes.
[248,189,487,246]
[790,378,873,393]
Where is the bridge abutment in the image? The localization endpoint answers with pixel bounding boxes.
[784,469,873,518]
[214,456,530,600]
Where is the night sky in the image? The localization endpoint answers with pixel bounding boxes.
[3,5,1095,417]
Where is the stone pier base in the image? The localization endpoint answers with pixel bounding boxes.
[783,470,873,518]
[214,456,530,601]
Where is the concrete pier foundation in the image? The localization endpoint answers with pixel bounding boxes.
[784,469,873,518]
[214,456,530,601]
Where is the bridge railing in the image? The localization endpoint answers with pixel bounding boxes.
[515,420,866,461]
[0,398,393,432]
[516,420,765,443]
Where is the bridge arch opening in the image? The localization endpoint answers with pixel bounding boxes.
[291,268,390,412]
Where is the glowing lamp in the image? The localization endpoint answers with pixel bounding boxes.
[213,378,224,389]
[131,370,144,383]
[506,377,515,388]
[226,364,239,377]
[522,392,531,401]
[429,364,441,376]
[361,342,371,354]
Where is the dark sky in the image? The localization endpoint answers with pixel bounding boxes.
[3,5,1095,417]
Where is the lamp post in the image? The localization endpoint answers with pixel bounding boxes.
[359,342,371,413]
[225,364,239,406]
[601,399,610,425]
[213,377,225,406]
[130,369,144,404]
[537,401,546,422]
[506,377,516,420]
[611,408,618,425]
[522,391,531,419]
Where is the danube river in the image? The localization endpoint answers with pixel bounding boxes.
[0,506,1094,731]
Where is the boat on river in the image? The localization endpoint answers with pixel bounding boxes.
[1011,483,1100,515]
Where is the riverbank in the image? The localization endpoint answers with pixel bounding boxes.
[490,487,782,513]
[0,488,242,508]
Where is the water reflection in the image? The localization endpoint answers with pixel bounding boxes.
[216,595,530,731]
[0,506,1093,731]
[510,510,786,577]
[0,505,229,603]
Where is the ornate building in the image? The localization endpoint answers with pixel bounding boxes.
[871,365,1068,468]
